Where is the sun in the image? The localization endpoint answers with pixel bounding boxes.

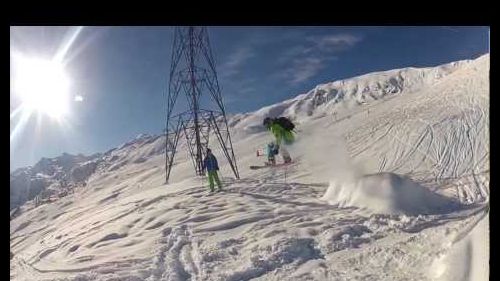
[13,56,71,119]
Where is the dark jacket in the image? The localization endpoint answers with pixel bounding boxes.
[202,154,219,172]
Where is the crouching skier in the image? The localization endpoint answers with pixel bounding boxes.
[263,117,295,164]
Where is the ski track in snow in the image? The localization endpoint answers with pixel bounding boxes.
[10,55,489,281]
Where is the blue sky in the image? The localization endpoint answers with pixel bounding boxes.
[10,26,489,170]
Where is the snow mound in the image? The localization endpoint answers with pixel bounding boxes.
[322,172,459,215]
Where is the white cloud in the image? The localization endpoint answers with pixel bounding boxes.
[313,34,362,51]
[220,76,258,106]
[289,57,324,84]
[278,45,314,64]
[219,47,255,78]
[280,33,361,85]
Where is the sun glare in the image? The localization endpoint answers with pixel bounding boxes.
[14,57,70,119]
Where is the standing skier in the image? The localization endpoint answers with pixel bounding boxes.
[263,117,295,163]
[202,148,223,192]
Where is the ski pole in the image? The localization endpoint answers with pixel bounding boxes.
[284,165,287,185]
[200,170,205,190]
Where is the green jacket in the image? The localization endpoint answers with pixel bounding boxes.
[269,123,295,146]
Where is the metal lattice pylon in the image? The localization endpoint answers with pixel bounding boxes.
[164,27,239,183]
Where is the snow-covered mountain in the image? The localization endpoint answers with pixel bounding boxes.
[10,152,102,211]
[228,56,484,134]
[10,134,167,212]
[10,54,489,281]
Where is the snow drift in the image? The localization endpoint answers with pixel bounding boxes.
[322,172,459,215]
[428,212,489,281]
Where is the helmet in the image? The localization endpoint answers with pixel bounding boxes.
[263,117,272,127]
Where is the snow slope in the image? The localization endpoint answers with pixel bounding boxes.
[10,54,489,281]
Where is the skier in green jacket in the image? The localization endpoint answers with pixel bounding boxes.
[263,117,295,163]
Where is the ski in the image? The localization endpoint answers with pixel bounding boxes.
[249,162,293,170]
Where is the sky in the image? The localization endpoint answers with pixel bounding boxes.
[10,26,489,171]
